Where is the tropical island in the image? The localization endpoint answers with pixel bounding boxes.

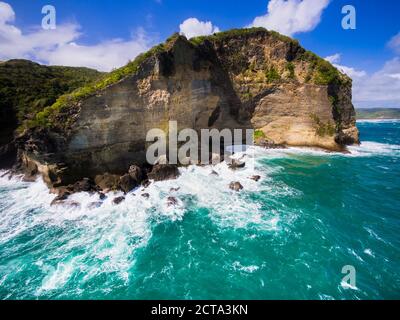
[0,28,359,197]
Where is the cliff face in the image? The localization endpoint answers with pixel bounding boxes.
[17,28,359,188]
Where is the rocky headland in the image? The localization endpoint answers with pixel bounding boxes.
[0,28,359,196]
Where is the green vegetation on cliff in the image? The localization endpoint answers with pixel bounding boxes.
[29,35,185,129]
[27,28,348,130]
[310,113,336,137]
[0,60,102,127]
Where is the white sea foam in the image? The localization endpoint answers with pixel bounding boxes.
[0,151,291,295]
[357,119,400,124]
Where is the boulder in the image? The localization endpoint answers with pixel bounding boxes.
[166,196,178,207]
[250,175,261,182]
[72,178,95,193]
[148,164,180,181]
[50,189,71,206]
[141,193,150,199]
[95,173,120,191]
[113,196,125,205]
[229,181,243,191]
[88,201,102,209]
[128,165,143,183]
[119,173,138,193]
[229,159,246,170]
[98,192,107,200]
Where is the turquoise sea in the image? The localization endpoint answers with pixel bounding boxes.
[0,120,399,300]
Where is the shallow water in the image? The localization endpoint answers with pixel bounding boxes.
[0,120,399,299]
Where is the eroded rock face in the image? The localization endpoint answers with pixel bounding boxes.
[18,29,359,189]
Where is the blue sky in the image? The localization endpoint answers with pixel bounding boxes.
[1,0,400,107]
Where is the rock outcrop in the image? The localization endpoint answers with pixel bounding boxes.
[15,28,359,190]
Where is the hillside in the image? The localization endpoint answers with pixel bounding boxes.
[0,59,103,167]
[356,108,400,119]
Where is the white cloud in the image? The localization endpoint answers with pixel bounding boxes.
[324,53,341,64]
[388,32,400,54]
[324,54,367,79]
[0,1,152,71]
[249,0,330,36]
[353,58,400,107]
[325,53,400,108]
[179,18,220,39]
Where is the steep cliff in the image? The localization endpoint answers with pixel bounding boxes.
[16,28,359,188]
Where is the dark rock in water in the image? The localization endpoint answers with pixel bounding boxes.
[51,200,80,208]
[141,193,150,199]
[50,190,71,206]
[22,160,38,182]
[257,138,286,149]
[113,196,125,205]
[167,196,178,207]
[170,187,180,192]
[142,179,151,188]
[229,181,243,191]
[72,178,95,193]
[210,170,219,176]
[95,173,120,191]
[250,175,261,182]
[148,164,180,181]
[99,192,107,200]
[119,174,138,193]
[229,159,246,170]
[88,201,102,209]
[66,201,81,209]
[0,170,10,178]
[128,165,143,183]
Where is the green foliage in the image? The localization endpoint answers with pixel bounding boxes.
[0,59,102,131]
[265,66,281,83]
[298,50,343,86]
[286,62,296,79]
[254,129,266,140]
[310,113,336,137]
[189,27,299,47]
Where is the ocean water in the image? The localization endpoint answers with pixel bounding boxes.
[0,120,399,300]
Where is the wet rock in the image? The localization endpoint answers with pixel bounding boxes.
[113,196,125,205]
[95,173,120,191]
[88,201,102,209]
[229,181,243,191]
[210,170,219,176]
[141,193,150,199]
[51,200,80,208]
[148,164,180,181]
[166,196,178,207]
[142,179,151,188]
[257,138,286,149]
[119,173,138,193]
[170,187,180,192]
[229,159,246,170]
[128,165,143,183]
[250,175,261,182]
[99,192,107,200]
[72,178,95,193]
[50,189,71,206]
